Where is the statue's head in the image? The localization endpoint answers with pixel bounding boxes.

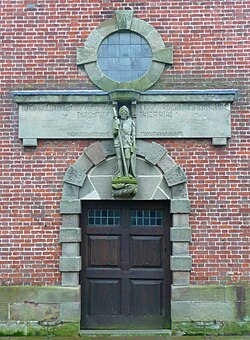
[119,105,130,119]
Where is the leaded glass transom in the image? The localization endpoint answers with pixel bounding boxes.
[88,209,120,226]
[97,31,152,82]
[130,210,163,227]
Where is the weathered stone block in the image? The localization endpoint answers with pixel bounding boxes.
[153,46,173,64]
[60,228,81,243]
[157,154,176,173]
[59,257,81,272]
[212,137,228,146]
[84,28,104,49]
[0,303,8,322]
[136,140,150,157]
[62,243,80,257]
[97,17,118,37]
[74,154,94,173]
[172,214,189,227]
[171,183,188,199]
[76,46,97,65]
[172,242,189,256]
[63,166,86,187]
[62,183,80,199]
[171,256,192,271]
[115,10,134,30]
[10,302,59,322]
[145,142,167,165]
[23,138,37,147]
[172,272,190,286]
[62,215,79,228]
[131,16,152,37]
[36,286,80,303]
[172,285,229,302]
[60,199,81,214]
[85,142,106,165]
[171,199,191,213]
[62,273,79,287]
[147,62,165,83]
[165,165,187,187]
[60,302,81,322]
[100,140,115,157]
[170,228,192,242]
[171,301,235,322]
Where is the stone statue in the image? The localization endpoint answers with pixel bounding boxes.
[112,105,137,198]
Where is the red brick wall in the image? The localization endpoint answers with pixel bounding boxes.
[0,0,249,285]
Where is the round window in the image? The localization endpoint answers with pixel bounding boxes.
[97,31,152,82]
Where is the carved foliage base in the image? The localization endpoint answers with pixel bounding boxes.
[112,176,137,198]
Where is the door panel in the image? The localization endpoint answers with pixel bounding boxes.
[130,236,163,267]
[81,200,171,329]
[88,236,121,267]
[88,279,121,315]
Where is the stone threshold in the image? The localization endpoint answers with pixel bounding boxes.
[80,329,172,337]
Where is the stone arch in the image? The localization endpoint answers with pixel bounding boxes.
[59,140,191,287]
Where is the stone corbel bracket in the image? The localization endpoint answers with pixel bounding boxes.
[76,10,173,91]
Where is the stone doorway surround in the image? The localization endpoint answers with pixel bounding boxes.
[59,140,191,289]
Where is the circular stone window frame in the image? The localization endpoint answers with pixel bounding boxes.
[76,10,173,92]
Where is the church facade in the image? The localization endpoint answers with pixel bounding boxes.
[0,0,249,336]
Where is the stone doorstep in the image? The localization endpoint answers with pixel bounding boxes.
[0,335,249,339]
[80,329,172,337]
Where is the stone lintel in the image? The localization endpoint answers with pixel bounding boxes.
[170,228,192,242]
[60,228,81,243]
[145,142,167,165]
[13,89,238,103]
[60,199,81,214]
[171,199,191,213]
[171,256,192,271]
[85,142,106,165]
[59,257,81,272]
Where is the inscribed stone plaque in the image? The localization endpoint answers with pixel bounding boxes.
[18,99,231,142]
[136,102,231,138]
[19,103,113,139]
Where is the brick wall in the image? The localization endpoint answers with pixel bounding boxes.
[0,0,249,285]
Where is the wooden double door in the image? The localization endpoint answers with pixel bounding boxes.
[80,200,171,329]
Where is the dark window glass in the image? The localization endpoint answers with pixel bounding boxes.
[130,210,163,226]
[97,31,152,82]
[88,209,121,226]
